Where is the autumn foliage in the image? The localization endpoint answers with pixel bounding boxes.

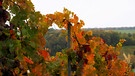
[0,0,134,76]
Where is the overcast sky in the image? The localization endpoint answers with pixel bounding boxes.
[32,0,135,28]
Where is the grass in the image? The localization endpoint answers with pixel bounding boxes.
[119,45,135,64]
[121,46,135,55]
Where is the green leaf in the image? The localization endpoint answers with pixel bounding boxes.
[18,9,28,20]
[10,4,20,14]
[29,41,36,48]
[0,42,2,51]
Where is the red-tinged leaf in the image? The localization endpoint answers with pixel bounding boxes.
[106,54,112,60]
[102,51,108,57]
[38,50,50,61]
[0,0,2,6]
[9,30,16,39]
[11,34,16,39]
[32,64,42,76]
[83,44,91,53]
[112,53,117,60]
[0,2,2,6]
[84,58,88,64]
[10,30,14,35]
[23,56,34,64]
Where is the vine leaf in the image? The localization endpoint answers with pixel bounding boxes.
[10,29,16,39]
[38,50,50,61]
[23,56,34,64]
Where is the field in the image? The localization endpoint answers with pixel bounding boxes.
[104,29,135,34]
[113,29,135,34]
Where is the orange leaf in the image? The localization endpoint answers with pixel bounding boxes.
[80,20,85,25]
[24,56,34,64]
[74,14,78,23]
[38,50,50,61]
[76,32,83,39]
[87,54,95,64]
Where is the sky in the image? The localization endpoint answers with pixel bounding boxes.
[32,0,135,28]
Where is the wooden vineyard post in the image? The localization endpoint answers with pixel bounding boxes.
[67,22,72,76]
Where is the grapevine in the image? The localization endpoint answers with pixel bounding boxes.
[0,0,134,76]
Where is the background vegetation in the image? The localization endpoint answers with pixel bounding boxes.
[45,27,135,56]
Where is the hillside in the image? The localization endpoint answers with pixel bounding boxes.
[83,26,135,33]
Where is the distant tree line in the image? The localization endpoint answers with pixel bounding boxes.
[45,28,135,56]
[84,26,135,30]
[92,30,135,46]
[45,28,67,55]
